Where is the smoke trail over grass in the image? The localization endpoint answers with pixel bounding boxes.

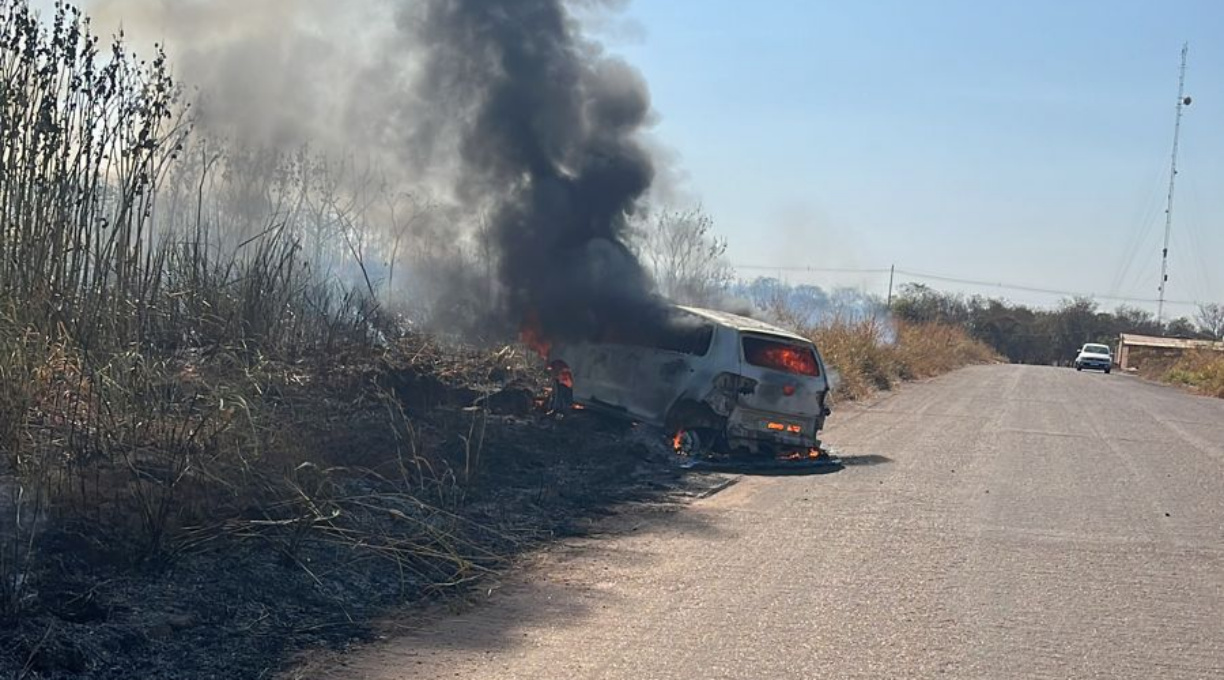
[86,0,670,342]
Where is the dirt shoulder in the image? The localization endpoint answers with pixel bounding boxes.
[289,474,740,680]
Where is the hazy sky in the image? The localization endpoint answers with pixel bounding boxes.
[32,0,1224,316]
[609,0,1224,315]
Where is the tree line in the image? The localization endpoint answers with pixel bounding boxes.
[630,207,1224,367]
[891,284,1224,365]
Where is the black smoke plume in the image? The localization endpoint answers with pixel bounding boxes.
[417,0,667,343]
[84,0,675,342]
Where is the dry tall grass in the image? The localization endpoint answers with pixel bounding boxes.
[809,319,999,401]
[0,0,481,625]
[1164,351,1224,399]
[892,321,1002,379]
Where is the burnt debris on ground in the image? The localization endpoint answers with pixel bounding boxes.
[0,335,711,680]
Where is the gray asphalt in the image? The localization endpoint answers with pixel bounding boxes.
[313,365,1224,680]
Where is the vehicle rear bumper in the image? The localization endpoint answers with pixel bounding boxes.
[725,407,820,453]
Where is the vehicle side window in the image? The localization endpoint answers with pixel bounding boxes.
[650,322,714,355]
[596,315,714,356]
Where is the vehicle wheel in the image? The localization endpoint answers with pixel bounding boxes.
[1076,366,1082,372]
[673,428,716,458]
[1104,368,1111,374]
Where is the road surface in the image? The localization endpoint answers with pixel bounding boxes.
[313,365,1224,679]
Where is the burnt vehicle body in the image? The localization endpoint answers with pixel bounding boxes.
[549,306,832,456]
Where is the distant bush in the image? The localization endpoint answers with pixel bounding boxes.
[809,319,897,400]
[893,321,1001,380]
[891,284,1215,366]
[808,319,999,402]
[1165,352,1224,399]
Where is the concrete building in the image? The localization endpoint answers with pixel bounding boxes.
[1117,333,1224,372]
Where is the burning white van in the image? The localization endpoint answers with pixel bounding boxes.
[548,305,832,458]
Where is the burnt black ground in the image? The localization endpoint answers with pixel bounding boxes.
[0,375,729,679]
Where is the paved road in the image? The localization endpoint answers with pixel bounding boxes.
[316,365,1224,679]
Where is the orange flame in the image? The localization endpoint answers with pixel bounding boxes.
[745,343,820,377]
[521,327,550,358]
[780,448,825,462]
[519,311,551,358]
[672,430,685,452]
[549,361,573,388]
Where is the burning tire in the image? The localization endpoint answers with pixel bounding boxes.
[673,428,716,458]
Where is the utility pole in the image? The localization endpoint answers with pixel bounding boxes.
[1158,43,1191,325]
[886,264,895,309]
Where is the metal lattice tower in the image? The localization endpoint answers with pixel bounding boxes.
[1158,43,1191,324]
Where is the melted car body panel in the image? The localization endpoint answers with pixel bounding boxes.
[551,305,831,454]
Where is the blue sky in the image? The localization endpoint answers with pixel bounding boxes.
[608,0,1224,315]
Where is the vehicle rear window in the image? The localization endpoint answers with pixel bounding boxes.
[742,335,821,377]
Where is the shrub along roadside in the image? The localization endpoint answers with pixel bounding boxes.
[1164,352,1224,399]
[808,319,1001,402]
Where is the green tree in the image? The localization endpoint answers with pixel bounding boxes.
[1165,317,1200,339]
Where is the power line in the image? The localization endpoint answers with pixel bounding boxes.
[733,265,893,275]
[730,263,1209,309]
[1109,161,1166,298]
[892,268,1202,307]
[1180,179,1215,303]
